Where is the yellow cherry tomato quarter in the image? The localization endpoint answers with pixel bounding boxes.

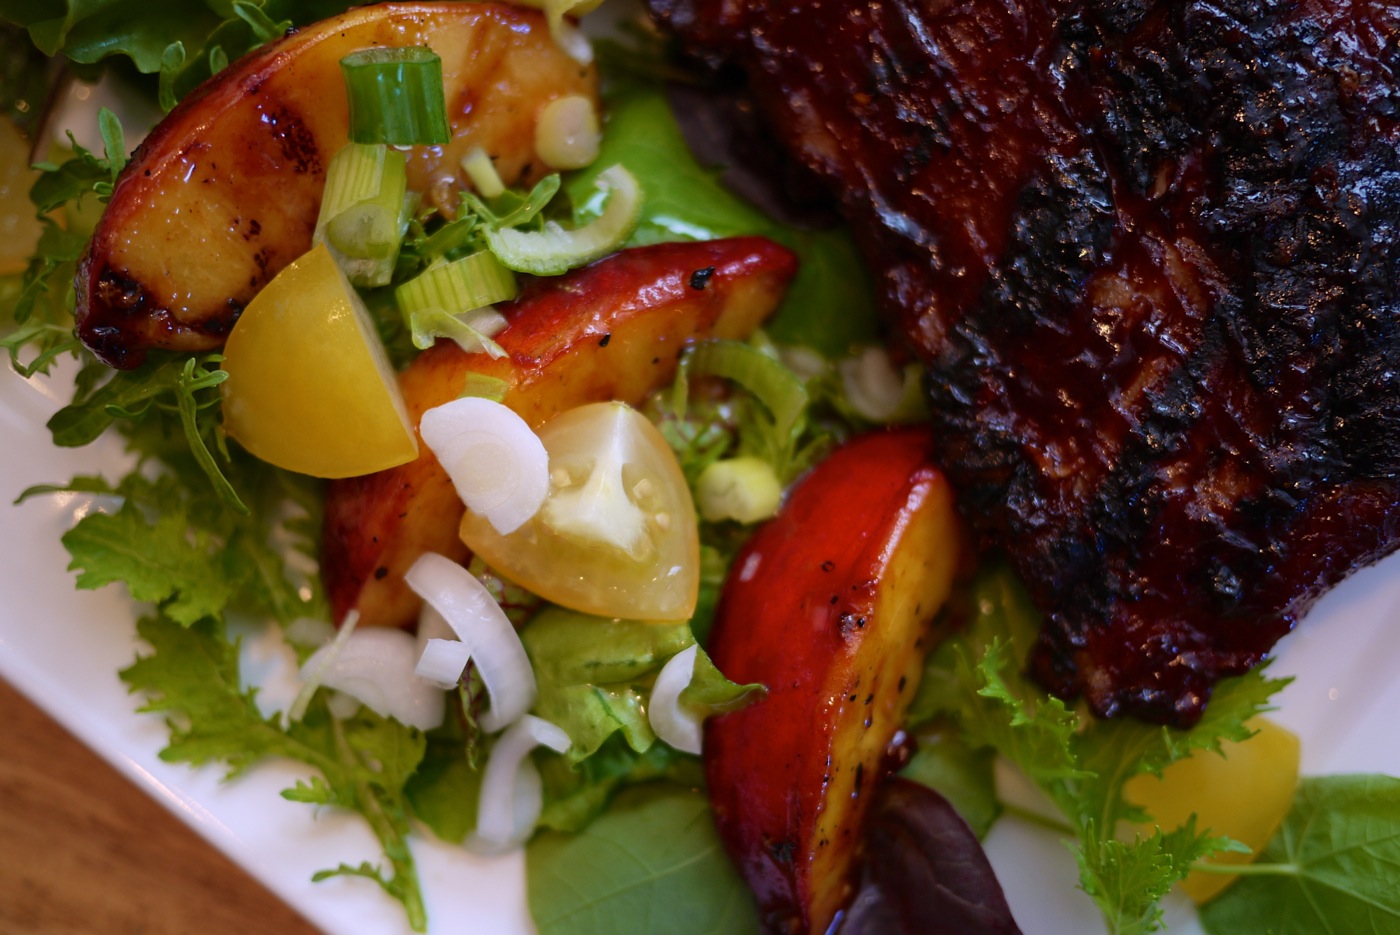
[459,401,700,620]
[220,243,417,478]
[1125,717,1301,903]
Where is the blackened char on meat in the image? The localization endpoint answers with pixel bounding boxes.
[648,0,1400,725]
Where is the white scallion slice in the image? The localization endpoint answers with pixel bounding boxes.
[461,146,506,198]
[551,18,594,65]
[510,0,601,62]
[288,609,361,723]
[295,625,445,731]
[696,456,783,524]
[647,644,704,755]
[839,346,926,424]
[483,164,641,276]
[416,637,473,688]
[404,552,536,732]
[778,345,830,382]
[535,95,600,170]
[470,714,571,853]
[419,397,549,535]
[326,690,364,720]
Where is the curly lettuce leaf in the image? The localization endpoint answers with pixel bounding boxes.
[0,0,346,93]
[121,612,430,929]
[909,562,1290,935]
[1080,821,1240,935]
[2,125,124,376]
[27,431,323,628]
[898,719,1001,839]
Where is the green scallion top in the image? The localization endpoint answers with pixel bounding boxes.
[340,46,451,146]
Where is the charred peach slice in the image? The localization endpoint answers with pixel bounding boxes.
[75,3,596,368]
[321,237,797,630]
[704,428,962,934]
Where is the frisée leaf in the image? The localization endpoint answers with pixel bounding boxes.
[121,612,432,930]
[62,497,237,625]
[908,563,1290,935]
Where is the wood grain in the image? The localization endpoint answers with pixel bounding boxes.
[0,678,322,935]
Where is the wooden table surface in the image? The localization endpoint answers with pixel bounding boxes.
[0,678,322,935]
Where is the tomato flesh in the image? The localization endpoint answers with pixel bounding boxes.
[460,401,700,620]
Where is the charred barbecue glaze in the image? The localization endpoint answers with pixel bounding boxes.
[650,0,1400,725]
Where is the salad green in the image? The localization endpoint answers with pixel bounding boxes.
[5,4,1400,935]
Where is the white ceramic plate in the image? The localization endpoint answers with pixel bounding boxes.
[8,355,1400,935]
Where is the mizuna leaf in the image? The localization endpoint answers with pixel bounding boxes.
[63,502,236,625]
[1078,820,1233,935]
[121,613,430,929]
[1200,775,1400,935]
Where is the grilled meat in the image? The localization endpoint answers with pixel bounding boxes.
[649,0,1400,725]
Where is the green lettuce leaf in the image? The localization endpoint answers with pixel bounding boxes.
[522,606,759,764]
[564,87,880,358]
[523,608,694,761]
[527,784,760,935]
[1201,775,1400,935]
[404,709,483,845]
[898,719,1001,839]
[537,734,697,833]
[0,0,348,96]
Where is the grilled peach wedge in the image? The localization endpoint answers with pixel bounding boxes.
[322,237,797,630]
[75,2,596,368]
[704,428,961,934]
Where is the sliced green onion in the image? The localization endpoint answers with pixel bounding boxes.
[675,339,812,481]
[462,174,561,229]
[340,46,450,146]
[397,250,519,315]
[414,213,482,263]
[408,306,508,356]
[462,146,505,198]
[314,142,411,287]
[696,456,782,524]
[460,372,511,402]
[482,164,640,275]
[838,346,928,424]
[675,339,810,448]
